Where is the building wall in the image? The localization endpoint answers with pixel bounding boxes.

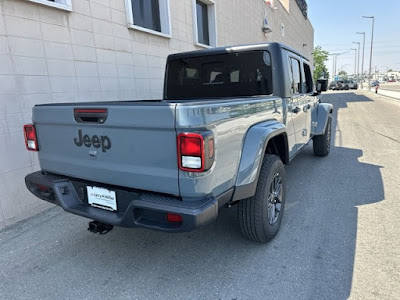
[0,0,313,229]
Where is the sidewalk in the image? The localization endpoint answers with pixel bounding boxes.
[369,88,400,99]
[361,84,400,100]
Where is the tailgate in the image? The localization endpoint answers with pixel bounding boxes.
[32,102,179,196]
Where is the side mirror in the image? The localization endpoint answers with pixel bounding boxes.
[315,79,328,95]
[312,83,322,96]
[316,83,322,94]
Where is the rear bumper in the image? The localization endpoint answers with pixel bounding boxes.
[25,171,227,232]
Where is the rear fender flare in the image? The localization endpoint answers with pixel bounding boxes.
[232,121,287,202]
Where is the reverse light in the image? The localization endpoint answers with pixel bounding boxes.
[177,132,215,172]
[182,156,202,169]
[23,124,38,151]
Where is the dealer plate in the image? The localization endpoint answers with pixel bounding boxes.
[87,186,117,211]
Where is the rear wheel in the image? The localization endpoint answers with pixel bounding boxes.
[238,155,286,243]
[344,85,349,90]
[313,117,332,157]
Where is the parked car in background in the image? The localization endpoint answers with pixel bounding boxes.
[329,80,343,90]
[342,80,358,90]
[329,81,337,90]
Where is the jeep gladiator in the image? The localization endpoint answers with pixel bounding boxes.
[24,43,333,243]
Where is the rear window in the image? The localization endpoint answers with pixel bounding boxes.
[165,51,273,99]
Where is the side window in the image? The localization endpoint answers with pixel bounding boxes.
[178,67,198,85]
[289,57,302,95]
[186,68,198,79]
[230,70,240,82]
[210,71,222,83]
[303,63,313,93]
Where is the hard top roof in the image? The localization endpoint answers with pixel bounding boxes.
[167,42,310,62]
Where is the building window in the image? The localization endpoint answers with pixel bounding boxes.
[196,1,209,45]
[193,0,216,47]
[295,0,308,19]
[125,0,171,38]
[25,0,72,11]
[279,0,290,12]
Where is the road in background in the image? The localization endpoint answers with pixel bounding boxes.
[0,91,399,300]
[379,82,400,91]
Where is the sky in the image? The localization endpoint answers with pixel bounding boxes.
[307,0,400,77]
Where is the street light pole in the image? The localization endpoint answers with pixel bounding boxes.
[356,32,366,82]
[362,16,375,88]
[332,55,335,81]
[329,53,338,81]
[351,49,357,77]
[353,42,360,79]
[329,52,350,81]
[333,54,337,77]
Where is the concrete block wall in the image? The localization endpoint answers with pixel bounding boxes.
[0,0,313,229]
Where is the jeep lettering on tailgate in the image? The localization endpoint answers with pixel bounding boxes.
[74,130,111,152]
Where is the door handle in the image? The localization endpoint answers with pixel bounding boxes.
[303,104,311,112]
[292,107,300,114]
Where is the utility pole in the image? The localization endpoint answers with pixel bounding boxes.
[353,42,360,79]
[356,32,366,82]
[351,49,357,77]
[363,16,375,88]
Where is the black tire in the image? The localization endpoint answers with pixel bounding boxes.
[313,117,332,157]
[238,155,286,243]
[344,85,349,90]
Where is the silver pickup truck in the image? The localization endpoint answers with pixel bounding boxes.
[24,43,333,243]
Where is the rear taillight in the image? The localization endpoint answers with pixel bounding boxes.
[177,132,214,172]
[23,124,38,151]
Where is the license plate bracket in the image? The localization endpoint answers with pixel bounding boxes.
[87,186,117,211]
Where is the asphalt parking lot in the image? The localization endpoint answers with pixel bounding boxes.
[1,91,399,300]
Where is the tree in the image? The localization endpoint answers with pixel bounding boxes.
[388,69,394,72]
[313,46,329,81]
[338,70,348,80]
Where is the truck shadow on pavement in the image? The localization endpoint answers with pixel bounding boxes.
[0,92,385,299]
